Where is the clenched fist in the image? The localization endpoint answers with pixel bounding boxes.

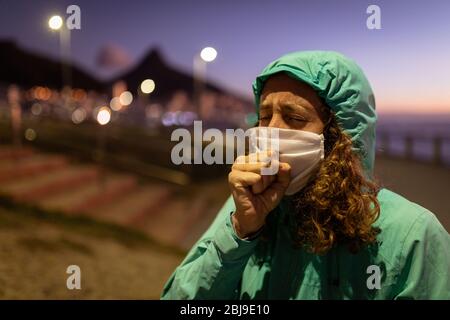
[228,151,291,239]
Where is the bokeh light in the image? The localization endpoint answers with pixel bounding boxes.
[140,79,156,94]
[119,91,133,106]
[24,128,37,141]
[96,106,111,125]
[31,103,42,116]
[71,108,87,124]
[178,111,197,126]
[110,97,122,111]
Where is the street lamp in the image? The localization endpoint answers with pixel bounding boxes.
[95,106,111,187]
[193,46,217,116]
[48,14,72,101]
[48,15,63,30]
[200,47,217,62]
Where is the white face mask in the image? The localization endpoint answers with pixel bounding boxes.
[247,126,325,196]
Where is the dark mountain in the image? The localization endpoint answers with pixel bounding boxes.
[0,40,104,91]
[110,47,227,100]
[0,40,252,106]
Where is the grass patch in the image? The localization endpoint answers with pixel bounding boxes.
[16,236,94,255]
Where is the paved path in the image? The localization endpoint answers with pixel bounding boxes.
[375,155,450,232]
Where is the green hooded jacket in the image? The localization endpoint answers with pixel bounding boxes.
[161,51,450,300]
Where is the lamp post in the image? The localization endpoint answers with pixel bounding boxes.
[48,15,72,102]
[193,47,217,117]
[7,85,22,152]
[96,106,111,187]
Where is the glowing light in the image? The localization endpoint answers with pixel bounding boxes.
[48,15,63,30]
[72,108,87,124]
[200,47,217,62]
[119,91,133,106]
[24,128,37,141]
[42,87,51,100]
[162,112,176,126]
[31,103,42,116]
[72,89,87,102]
[110,97,122,111]
[179,111,197,126]
[32,86,51,101]
[140,79,156,94]
[96,107,111,125]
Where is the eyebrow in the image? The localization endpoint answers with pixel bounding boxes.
[259,102,272,111]
[260,100,313,113]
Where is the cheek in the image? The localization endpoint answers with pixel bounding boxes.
[304,122,325,134]
[306,119,326,134]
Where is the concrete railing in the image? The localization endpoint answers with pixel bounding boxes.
[377,131,450,166]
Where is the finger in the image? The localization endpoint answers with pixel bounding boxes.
[260,157,280,176]
[251,178,265,194]
[232,159,271,174]
[251,165,278,194]
[262,161,291,194]
[257,163,292,211]
[235,151,272,165]
[229,170,261,188]
[262,174,276,190]
[274,162,292,189]
[233,151,274,174]
[259,183,285,212]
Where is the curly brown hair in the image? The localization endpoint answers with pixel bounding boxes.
[289,114,381,255]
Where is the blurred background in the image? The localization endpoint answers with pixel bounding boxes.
[0,0,448,299]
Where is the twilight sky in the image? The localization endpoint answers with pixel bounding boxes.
[0,0,449,113]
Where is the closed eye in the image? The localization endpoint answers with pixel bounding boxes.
[285,116,306,122]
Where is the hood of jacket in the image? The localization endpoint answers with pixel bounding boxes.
[252,51,377,176]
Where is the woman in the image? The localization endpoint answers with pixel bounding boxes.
[161,51,450,299]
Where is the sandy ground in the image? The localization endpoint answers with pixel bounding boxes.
[0,207,184,299]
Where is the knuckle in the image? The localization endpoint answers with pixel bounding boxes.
[234,155,246,165]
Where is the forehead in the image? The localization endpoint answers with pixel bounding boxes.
[261,73,316,96]
[260,73,322,107]
[259,73,331,122]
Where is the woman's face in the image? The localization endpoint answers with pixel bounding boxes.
[259,73,329,134]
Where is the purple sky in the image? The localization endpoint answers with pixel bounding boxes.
[1,0,449,113]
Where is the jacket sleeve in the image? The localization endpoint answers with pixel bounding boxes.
[393,210,450,299]
[160,196,259,300]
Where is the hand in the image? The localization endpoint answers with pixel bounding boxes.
[228,151,291,238]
